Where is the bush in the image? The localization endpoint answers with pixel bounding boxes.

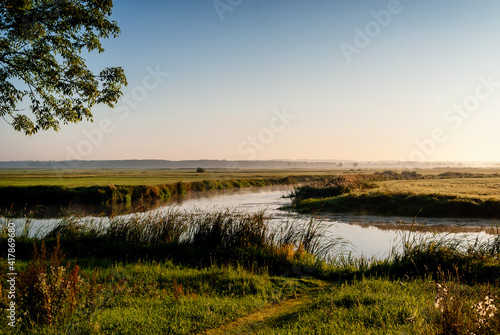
[196,167,206,173]
[289,175,377,202]
[15,238,97,328]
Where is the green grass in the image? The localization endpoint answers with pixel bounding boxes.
[293,192,500,218]
[1,209,499,334]
[289,171,500,219]
[86,262,312,335]
[1,258,311,334]
[0,176,308,216]
[252,277,437,334]
[0,169,343,187]
[0,168,345,215]
[250,276,500,335]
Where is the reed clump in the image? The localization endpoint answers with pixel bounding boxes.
[34,209,347,274]
[288,175,378,202]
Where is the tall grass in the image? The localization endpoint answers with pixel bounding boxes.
[270,218,352,262]
[1,209,351,332]
[287,175,378,202]
[288,171,423,204]
[186,210,268,249]
[37,208,350,271]
[386,223,500,283]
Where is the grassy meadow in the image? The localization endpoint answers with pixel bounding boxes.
[366,177,500,201]
[0,168,342,216]
[289,170,500,219]
[4,167,500,218]
[0,169,346,187]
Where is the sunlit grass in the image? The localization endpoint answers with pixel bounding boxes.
[289,172,500,218]
[0,209,499,334]
[0,169,343,187]
[361,177,500,201]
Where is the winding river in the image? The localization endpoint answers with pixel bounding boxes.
[7,185,498,259]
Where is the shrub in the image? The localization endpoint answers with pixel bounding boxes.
[176,181,190,195]
[16,238,94,327]
[289,175,377,202]
[374,170,422,180]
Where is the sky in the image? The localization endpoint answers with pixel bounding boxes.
[2,0,500,162]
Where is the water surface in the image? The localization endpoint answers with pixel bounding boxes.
[7,185,497,259]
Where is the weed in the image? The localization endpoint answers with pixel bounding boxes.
[15,237,98,329]
[432,267,500,335]
[172,278,184,301]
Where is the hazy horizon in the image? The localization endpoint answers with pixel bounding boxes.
[1,158,500,167]
[2,1,500,163]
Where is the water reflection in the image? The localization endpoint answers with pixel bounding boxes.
[4,185,498,259]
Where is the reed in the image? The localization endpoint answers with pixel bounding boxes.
[385,223,500,283]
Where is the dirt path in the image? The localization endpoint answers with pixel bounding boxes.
[197,280,328,335]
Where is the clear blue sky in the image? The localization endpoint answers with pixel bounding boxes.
[2,0,500,162]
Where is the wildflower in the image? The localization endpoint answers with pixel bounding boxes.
[472,295,497,329]
[434,283,450,312]
[434,297,443,310]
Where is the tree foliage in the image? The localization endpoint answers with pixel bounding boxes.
[0,0,127,135]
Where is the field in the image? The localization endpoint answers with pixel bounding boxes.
[0,169,342,216]
[2,166,500,187]
[289,170,500,219]
[4,167,500,218]
[364,178,500,201]
[0,169,344,187]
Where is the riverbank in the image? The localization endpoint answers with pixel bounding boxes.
[0,175,309,213]
[293,192,500,218]
[289,172,500,219]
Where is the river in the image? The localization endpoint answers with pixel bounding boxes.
[6,185,498,259]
